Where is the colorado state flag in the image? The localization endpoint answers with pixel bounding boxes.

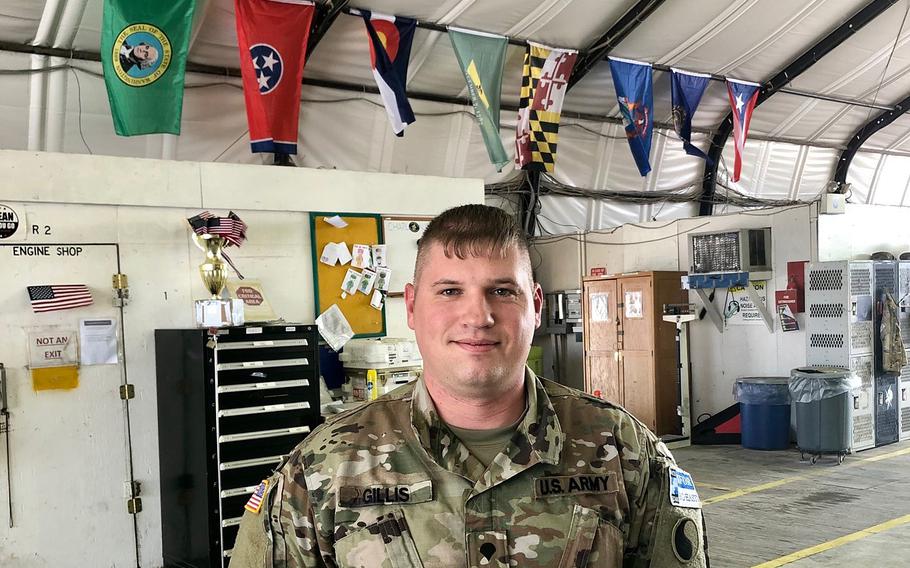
[361,11,416,136]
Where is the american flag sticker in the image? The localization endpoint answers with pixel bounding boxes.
[27,285,93,313]
[245,479,269,514]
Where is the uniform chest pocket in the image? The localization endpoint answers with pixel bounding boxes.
[334,509,425,568]
[557,504,623,568]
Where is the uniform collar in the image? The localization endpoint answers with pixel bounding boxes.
[410,367,563,492]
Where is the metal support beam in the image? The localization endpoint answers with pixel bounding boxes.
[307,0,350,59]
[567,0,665,90]
[698,0,899,216]
[834,93,910,185]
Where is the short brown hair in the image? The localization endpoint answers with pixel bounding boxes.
[414,204,531,283]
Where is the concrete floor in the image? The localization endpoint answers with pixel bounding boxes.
[673,440,910,567]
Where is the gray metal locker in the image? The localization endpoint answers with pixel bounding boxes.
[805,261,875,451]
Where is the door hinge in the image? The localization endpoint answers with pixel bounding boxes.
[125,480,142,514]
[119,384,135,400]
[127,497,142,514]
[112,273,130,307]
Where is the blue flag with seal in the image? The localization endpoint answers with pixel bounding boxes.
[609,57,653,176]
[670,68,711,163]
[360,10,416,136]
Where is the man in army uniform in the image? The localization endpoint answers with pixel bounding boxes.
[231,204,708,567]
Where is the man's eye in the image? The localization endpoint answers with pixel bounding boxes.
[492,288,517,296]
[440,288,460,296]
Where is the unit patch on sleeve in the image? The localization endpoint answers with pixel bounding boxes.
[668,466,701,509]
[534,473,615,498]
[244,479,269,514]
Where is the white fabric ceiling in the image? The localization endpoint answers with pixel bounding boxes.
[2,0,910,232]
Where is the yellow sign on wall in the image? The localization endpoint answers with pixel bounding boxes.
[32,365,79,391]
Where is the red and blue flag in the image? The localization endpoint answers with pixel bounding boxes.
[726,78,761,182]
[360,11,416,136]
[235,0,314,154]
[609,57,653,176]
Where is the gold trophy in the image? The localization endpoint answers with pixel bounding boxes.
[191,233,244,327]
[193,234,228,299]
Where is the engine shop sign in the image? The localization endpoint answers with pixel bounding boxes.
[0,204,19,239]
[28,329,78,368]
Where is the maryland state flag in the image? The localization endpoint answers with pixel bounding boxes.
[515,42,577,172]
[361,11,416,136]
[235,0,315,154]
[449,27,508,171]
[101,0,196,136]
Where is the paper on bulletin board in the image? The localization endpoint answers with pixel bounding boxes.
[381,216,432,295]
[28,329,78,368]
[724,281,768,325]
[310,213,385,337]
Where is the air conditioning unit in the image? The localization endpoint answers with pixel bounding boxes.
[688,228,772,280]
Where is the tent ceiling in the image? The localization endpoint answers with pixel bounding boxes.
[3,0,910,226]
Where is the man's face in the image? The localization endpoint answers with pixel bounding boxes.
[133,44,158,63]
[405,242,543,399]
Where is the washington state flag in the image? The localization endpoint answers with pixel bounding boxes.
[449,27,509,171]
[101,0,196,136]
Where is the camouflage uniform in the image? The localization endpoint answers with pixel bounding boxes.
[230,369,708,567]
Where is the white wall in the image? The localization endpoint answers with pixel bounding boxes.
[818,203,910,260]
[532,204,814,422]
[0,149,483,567]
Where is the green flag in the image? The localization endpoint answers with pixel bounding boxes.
[101,0,196,136]
[449,27,509,171]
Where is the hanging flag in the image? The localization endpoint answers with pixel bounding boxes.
[361,10,416,136]
[670,68,711,162]
[515,42,578,172]
[100,0,196,136]
[27,285,93,313]
[609,57,653,176]
[235,0,315,154]
[726,78,761,182]
[449,27,509,171]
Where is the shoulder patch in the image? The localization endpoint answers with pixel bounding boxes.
[668,466,701,509]
[244,479,269,514]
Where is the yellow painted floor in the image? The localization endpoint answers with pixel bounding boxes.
[673,440,910,567]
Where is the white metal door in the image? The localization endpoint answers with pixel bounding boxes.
[0,243,139,567]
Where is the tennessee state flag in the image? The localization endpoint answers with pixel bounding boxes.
[726,78,761,182]
[360,10,416,136]
[235,0,314,154]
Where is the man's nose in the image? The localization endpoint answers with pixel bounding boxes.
[462,291,494,328]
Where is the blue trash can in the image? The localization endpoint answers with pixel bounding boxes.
[733,377,791,450]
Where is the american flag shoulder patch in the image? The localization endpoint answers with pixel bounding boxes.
[245,479,269,514]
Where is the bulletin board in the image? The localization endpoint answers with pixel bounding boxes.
[381,215,433,296]
[309,212,385,337]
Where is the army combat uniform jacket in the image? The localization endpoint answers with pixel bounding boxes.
[230,370,708,567]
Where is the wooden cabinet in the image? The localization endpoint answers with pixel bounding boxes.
[582,272,686,435]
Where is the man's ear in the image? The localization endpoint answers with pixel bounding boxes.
[405,283,417,330]
[533,282,543,329]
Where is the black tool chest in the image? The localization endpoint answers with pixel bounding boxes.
[155,325,321,567]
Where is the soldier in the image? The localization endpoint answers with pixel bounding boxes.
[230,204,708,567]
